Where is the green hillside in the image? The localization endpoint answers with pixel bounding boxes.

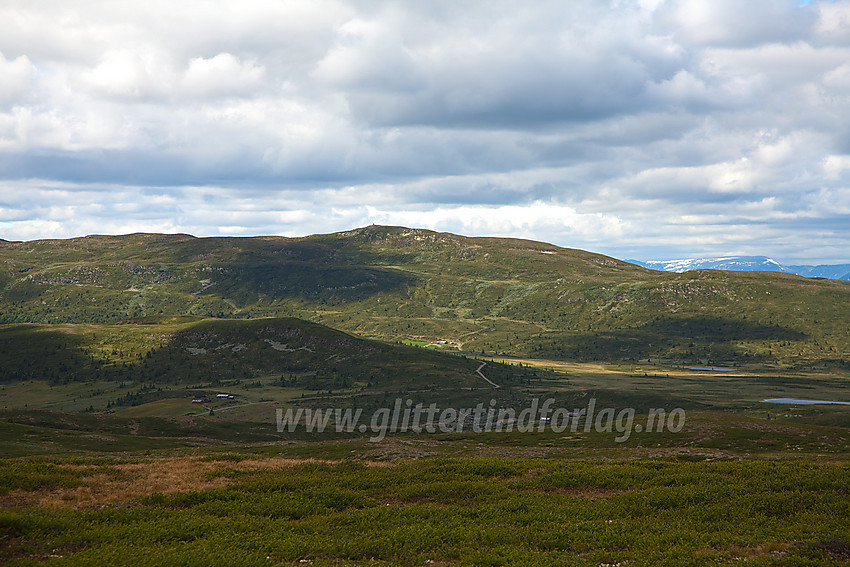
[0,316,541,416]
[1,226,848,369]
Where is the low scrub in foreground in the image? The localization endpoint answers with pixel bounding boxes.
[1,457,848,566]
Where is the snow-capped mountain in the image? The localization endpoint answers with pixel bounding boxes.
[786,264,850,280]
[628,256,850,281]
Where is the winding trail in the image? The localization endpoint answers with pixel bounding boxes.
[476,361,500,389]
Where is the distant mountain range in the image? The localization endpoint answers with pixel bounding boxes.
[627,256,850,281]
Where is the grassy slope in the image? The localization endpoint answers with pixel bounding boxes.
[1,457,849,566]
[1,226,848,369]
[0,316,541,414]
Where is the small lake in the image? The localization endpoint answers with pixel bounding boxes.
[688,367,738,372]
[761,398,850,406]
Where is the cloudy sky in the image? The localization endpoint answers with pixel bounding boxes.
[1,0,849,263]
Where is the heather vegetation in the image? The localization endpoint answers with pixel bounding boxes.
[2,457,849,566]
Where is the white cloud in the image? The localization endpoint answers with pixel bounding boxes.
[312,18,425,93]
[814,1,850,44]
[823,155,850,180]
[822,62,850,92]
[182,53,265,98]
[657,0,815,47]
[701,43,850,86]
[0,0,848,264]
[0,52,35,106]
[78,48,172,99]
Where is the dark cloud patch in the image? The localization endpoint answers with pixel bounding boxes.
[321,9,683,130]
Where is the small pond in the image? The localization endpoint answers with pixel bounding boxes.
[761,398,850,405]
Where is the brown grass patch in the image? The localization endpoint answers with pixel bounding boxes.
[517,467,548,479]
[2,457,387,509]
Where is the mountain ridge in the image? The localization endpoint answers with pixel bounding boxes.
[628,256,850,281]
[1,225,848,369]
